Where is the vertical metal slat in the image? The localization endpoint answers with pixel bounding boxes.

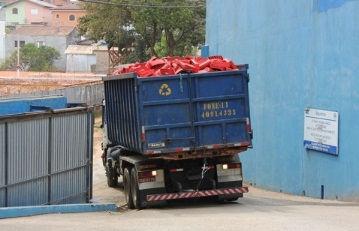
[4,123,8,207]
[47,117,52,204]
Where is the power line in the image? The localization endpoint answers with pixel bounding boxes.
[77,0,205,8]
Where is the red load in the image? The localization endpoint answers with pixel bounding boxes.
[113,56,240,77]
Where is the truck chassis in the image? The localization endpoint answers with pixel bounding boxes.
[103,146,248,209]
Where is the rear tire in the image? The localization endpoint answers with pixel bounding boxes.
[225,197,239,202]
[217,196,239,202]
[106,164,118,187]
[107,175,118,188]
[123,167,134,209]
[130,168,143,209]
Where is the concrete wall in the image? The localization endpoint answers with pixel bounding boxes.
[66,54,96,72]
[94,50,109,74]
[6,35,67,70]
[5,31,79,71]
[0,6,5,20]
[0,21,4,62]
[206,0,359,200]
[67,50,109,73]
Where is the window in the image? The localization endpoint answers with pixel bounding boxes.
[31,8,38,15]
[36,41,45,47]
[20,41,25,47]
[69,15,75,21]
[15,41,25,47]
[12,8,18,14]
[56,14,59,18]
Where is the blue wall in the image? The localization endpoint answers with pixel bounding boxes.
[206,0,359,200]
[0,96,67,116]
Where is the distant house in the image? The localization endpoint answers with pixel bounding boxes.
[0,21,5,63]
[0,0,16,7]
[0,2,5,20]
[65,45,112,73]
[51,2,85,27]
[5,25,80,70]
[2,0,56,26]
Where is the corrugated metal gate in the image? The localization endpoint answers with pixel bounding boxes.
[0,107,93,207]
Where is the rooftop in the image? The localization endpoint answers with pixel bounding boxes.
[3,0,56,8]
[8,25,76,36]
[51,2,84,10]
[65,45,109,54]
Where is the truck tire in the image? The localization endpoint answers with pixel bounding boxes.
[130,168,143,209]
[124,167,134,209]
[217,196,239,203]
[106,165,118,188]
[225,197,239,202]
[107,175,118,188]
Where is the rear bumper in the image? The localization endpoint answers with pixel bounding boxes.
[146,186,248,202]
[144,143,251,160]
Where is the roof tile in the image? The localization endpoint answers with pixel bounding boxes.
[8,25,76,36]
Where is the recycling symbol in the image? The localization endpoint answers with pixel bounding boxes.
[159,83,172,96]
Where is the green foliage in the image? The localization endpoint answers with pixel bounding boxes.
[154,34,169,58]
[78,0,205,62]
[1,44,60,71]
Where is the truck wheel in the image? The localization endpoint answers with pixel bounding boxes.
[106,165,118,187]
[107,174,118,188]
[124,167,134,209]
[225,197,239,202]
[130,168,143,209]
[217,196,239,203]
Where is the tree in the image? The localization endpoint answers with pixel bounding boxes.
[1,44,60,71]
[78,0,205,62]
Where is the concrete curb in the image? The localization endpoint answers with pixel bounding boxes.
[0,203,118,219]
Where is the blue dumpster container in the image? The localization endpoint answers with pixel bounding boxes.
[103,65,252,156]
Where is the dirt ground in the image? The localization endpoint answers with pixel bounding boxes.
[0,71,103,97]
[91,116,126,205]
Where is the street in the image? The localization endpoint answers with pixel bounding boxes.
[1,187,359,231]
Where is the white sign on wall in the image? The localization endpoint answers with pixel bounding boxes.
[304,108,339,155]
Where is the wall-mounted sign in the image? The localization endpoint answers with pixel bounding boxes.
[304,108,339,155]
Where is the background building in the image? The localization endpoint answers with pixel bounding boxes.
[65,44,110,73]
[51,2,86,27]
[2,0,56,26]
[206,0,359,201]
[0,21,5,63]
[0,0,17,7]
[5,25,79,70]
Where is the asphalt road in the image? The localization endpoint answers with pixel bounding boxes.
[1,187,359,231]
[1,118,359,231]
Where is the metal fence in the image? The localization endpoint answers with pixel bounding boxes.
[0,82,104,106]
[0,107,93,207]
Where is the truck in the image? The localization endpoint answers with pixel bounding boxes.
[101,65,252,209]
